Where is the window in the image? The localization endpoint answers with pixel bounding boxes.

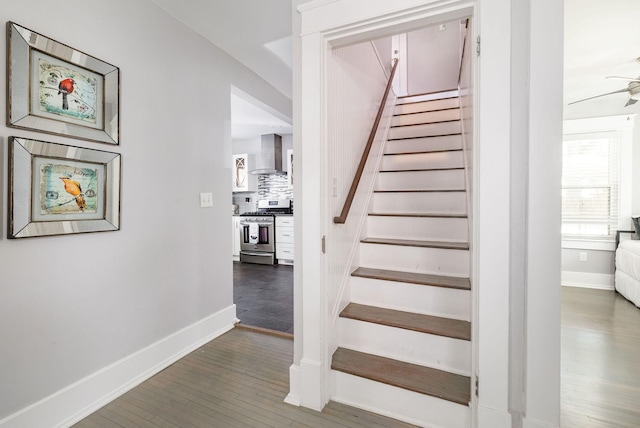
[561,133,619,239]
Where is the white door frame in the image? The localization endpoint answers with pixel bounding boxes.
[290,0,479,414]
[289,1,562,427]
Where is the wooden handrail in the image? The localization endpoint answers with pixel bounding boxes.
[333,58,399,224]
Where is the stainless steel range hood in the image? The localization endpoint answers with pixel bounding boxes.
[249,134,284,175]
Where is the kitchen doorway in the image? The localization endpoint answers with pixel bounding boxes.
[230,87,294,335]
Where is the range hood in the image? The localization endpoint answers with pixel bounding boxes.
[249,134,284,175]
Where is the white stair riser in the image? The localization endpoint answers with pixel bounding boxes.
[351,276,471,321]
[381,151,464,171]
[388,121,461,140]
[394,97,460,115]
[386,134,462,154]
[331,371,471,428]
[367,215,468,242]
[339,319,471,375]
[397,91,459,105]
[376,169,466,191]
[360,243,470,277]
[372,192,466,215]
[391,109,460,127]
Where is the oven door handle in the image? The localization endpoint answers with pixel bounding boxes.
[240,222,273,227]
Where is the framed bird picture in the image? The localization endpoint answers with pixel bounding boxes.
[7,22,119,145]
[8,137,121,238]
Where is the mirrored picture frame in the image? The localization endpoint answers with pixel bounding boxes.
[9,137,121,238]
[7,22,120,145]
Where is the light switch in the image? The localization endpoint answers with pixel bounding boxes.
[200,192,213,208]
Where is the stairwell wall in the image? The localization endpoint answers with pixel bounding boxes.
[458,14,476,419]
[326,41,395,344]
[459,21,474,222]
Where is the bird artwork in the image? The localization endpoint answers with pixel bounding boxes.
[59,176,86,211]
[58,78,75,110]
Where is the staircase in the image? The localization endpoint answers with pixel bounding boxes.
[330,93,472,428]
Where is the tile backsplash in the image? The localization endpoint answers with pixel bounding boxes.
[258,174,293,200]
[232,174,293,213]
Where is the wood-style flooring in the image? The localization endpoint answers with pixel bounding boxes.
[73,284,640,427]
[73,328,417,428]
[562,286,640,427]
[233,262,293,334]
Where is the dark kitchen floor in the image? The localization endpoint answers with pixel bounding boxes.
[233,261,294,334]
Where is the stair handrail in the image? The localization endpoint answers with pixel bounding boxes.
[333,57,399,224]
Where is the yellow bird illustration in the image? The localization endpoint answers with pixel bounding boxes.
[59,176,86,211]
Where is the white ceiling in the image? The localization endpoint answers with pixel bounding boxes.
[148,0,292,99]
[149,0,640,134]
[564,0,640,119]
[230,91,293,140]
[147,0,294,141]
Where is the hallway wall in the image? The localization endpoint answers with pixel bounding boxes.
[0,0,291,424]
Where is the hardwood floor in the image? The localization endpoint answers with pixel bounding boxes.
[73,284,640,427]
[73,328,417,428]
[562,286,640,427]
[233,262,293,334]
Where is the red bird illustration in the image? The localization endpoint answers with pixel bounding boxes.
[58,78,75,110]
[59,176,86,211]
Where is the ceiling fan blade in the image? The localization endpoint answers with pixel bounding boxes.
[606,76,640,82]
[568,88,629,105]
[625,98,638,107]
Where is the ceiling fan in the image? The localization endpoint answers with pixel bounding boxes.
[569,58,640,107]
[569,76,640,107]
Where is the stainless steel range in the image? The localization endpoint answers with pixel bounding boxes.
[240,199,292,265]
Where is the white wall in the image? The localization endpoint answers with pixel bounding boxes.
[372,38,394,75]
[326,40,393,348]
[0,0,291,424]
[407,22,461,94]
[560,114,638,290]
[632,120,640,216]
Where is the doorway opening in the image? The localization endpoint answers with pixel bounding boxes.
[230,86,294,335]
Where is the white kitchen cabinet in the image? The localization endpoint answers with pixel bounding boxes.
[232,216,241,261]
[276,216,294,264]
[232,153,257,192]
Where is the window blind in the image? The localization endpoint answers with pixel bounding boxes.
[561,136,620,238]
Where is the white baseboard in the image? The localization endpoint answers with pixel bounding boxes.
[523,416,559,428]
[0,304,237,428]
[284,363,301,406]
[298,358,324,411]
[561,271,614,290]
[477,404,511,428]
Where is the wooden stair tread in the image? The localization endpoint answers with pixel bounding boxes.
[352,267,470,290]
[393,107,460,117]
[340,303,470,340]
[332,347,471,405]
[374,189,465,193]
[391,119,460,128]
[388,133,462,139]
[384,148,463,155]
[361,237,469,250]
[387,133,462,141]
[368,212,468,218]
[397,93,458,102]
[380,167,464,172]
